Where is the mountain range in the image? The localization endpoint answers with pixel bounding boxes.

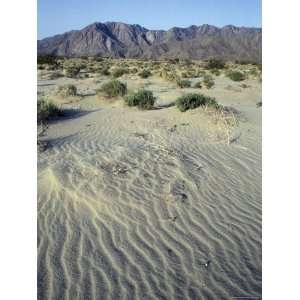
[37,22,262,62]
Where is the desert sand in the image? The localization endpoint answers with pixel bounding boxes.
[38,66,261,299]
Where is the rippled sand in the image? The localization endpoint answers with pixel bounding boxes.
[38,74,261,299]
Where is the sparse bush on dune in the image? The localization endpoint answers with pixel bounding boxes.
[63,66,81,78]
[130,67,138,74]
[97,80,127,98]
[203,74,215,89]
[100,66,110,76]
[206,58,225,70]
[138,69,152,78]
[194,81,202,88]
[124,90,156,110]
[56,84,77,97]
[176,79,192,88]
[37,55,59,66]
[37,98,62,123]
[210,68,221,76]
[176,93,219,112]
[111,68,128,78]
[227,70,246,81]
[160,70,179,82]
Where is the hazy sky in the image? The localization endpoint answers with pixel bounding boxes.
[38,0,261,39]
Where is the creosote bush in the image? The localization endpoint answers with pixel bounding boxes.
[203,75,215,89]
[37,98,62,123]
[176,79,192,88]
[194,81,202,88]
[227,70,246,81]
[176,93,219,112]
[138,69,152,78]
[111,68,128,78]
[124,90,156,110]
[206,58,225,70]
[97,80,127,98]
[57,84,77,97]
[64,66,80,78]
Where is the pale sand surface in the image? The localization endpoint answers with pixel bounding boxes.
[38,72,261,299]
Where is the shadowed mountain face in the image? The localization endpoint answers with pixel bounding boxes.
[38,22,262,62]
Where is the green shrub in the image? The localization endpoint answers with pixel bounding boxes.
[64,67,80,78]
[176,79,191,88]
[100,66,110,76]
[203,75,215,89]
[210,68,221,76]
[227,70,246,81]
[176,93,219,112]
[37,55,58,65]
[194,81,202,88]
[97,80,127,98]
[138,69,152,78]
[124,90,156,110]
[57,84,77,97]
[131,67,138,74]
[37,98,62,123]
[206,58,225,69]
[111,68,128,78]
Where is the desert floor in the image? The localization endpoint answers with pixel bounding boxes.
[38,69,261,299]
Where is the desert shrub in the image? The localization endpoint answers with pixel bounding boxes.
[194,81,202,88]
[138,69,152,78]
[124,90,156,110]
[64,66,80,78]
[37,55,58,65]
[160,70,179,82]
[97,80,127,98]
[203,75,215,89]
[37,98,62,123]
[176,79,192,88]
[240,83,249,89]
[176,93,219,112]
[57,84,77,97]
[111,68,128,78]
[210,68,221,76]
[130,67,138,74]
[256,101,262,108]
[227,70,246,81]
[248,67,259,77]
[100,66,110,76]
[206,58,225,69]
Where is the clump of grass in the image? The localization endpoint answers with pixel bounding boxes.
[206,58,225,70]
[138,69,152,78]
[203,74,215,89]
[124,90,156,110]
[227,70,246,81]
[176,93,219,112]
[63,66,80,78]
[37,98,62,123]
[97,80,127,98]
[111,68,128,78]
[176,79,191,88]
[56,84,77,97]
[194,81,202,88]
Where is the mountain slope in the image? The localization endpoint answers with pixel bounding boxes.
[38,22,262,61]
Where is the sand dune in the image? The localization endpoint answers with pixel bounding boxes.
[38,73,261,299]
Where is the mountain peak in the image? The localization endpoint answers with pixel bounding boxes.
[38,21,261,62]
